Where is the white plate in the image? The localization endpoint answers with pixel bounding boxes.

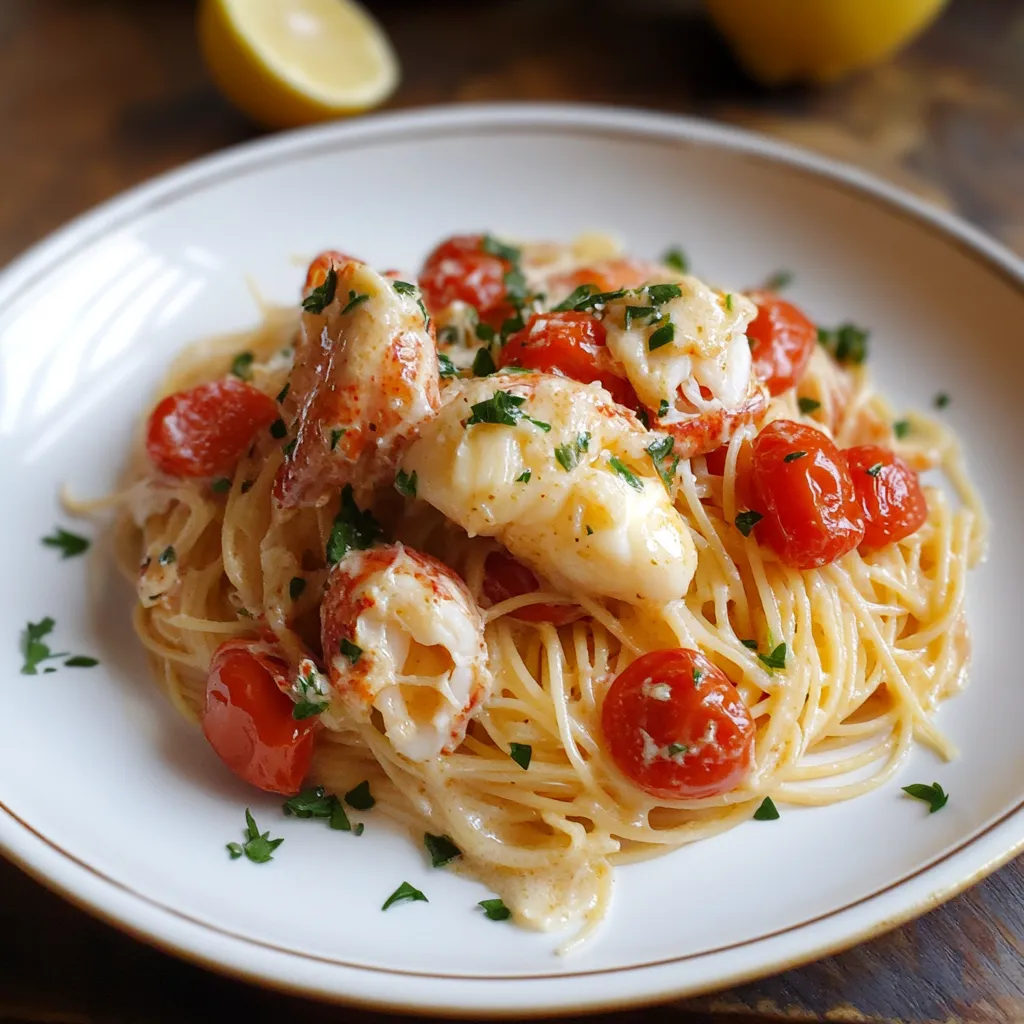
[1,104,1022,1017]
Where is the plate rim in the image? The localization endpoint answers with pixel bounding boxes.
[1,101,1022,1017]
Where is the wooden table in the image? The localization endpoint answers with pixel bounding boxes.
[1,2,1022,1021]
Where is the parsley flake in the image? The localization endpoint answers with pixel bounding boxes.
[438,353,460,379]
[211,477,231,493]
[662,247,688,273]
[934,392,951,409]
[818,322,870,365]
[302,268,337,314]
[646,283,682,305]
[282,438,297,459]
[693,667,705,687]
[341,290,369,315]
[394,468,418,498]
[648,322,675,351]
[902,781,949,814]
[330,427,345,450]
[158,545,176,565]
[42,527,90,559]
[740,639,759,650]
[475,322,496,344]
[283,786,335,819]
[555,432,590,472]
[472,346,497,377]
[516,470,531,483]
[509,742,532,770]
[226,842,243,859]
[763,270,793,291]
[270,418,287,439]
[657,399,669,418]
[424,833,462,867]
[893,419,912,439]
[233,808,285,864]
[797,397,821,415]
[392,280,417,296]
[289,576,306,600]
[466,391,549,432]
[758,643,787,671]
[340,637,362,664]
[753,797,780,821]
[550,284,597,313]
[646,435,679,491]
[382,881,428,911]
[783,451,807,463]
[276,382,290,403]
[481,234,521,263]
[65,655,99,668]
[326,484,382,565]
[608,456,643,491]
[866,462,884,477]
[624,305,658,330]
[735,510,763,537]
[479,898,512,921]
[230,351,255,380]
[344,781,375,810]
[725,293,734,311]
[667,742,688,756]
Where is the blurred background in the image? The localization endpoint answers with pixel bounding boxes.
[1,2,1023,1023]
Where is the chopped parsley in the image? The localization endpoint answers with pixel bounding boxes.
[326,484,383,564]
[438,325,459,345]
[662,247,688,273]
[585,524,594,535]
[797,397,821,415]
[865,462,884,477]
[64,655,99,668]
[551,283,597,312]
[646,283,682,305]
[42,527,90,559]
[692,666,705,687]
[934,392,951,409]
[555,432,590,472]
[276,382,290,403]
[341,290,369,315]
[893,419,912,439]
[570,288,628,313]
[753,797,780,821]
[648,322,675,351]
[740,639,759,650]
[474,322,496,344]
[330,427,345,450]
[624,305,659,330]
[636,408,650,428]
[302,268,337,314]
[666,742,688,756]
[344,780,375,810]
[479,898,512,921]
[516,470,531,483]
[283,786,361,833]
[481,234,521,263]
[211,477,231,493]
[392,280,417,296]
[282,438,297,459]
[230,351,255,380]
[394,468,418,498]
[438,353,460,379]
[902,781,948,814]
[509,742,532,770]
[230,809,285,863]
[725,293,734,311]
[783,451,807,463]
[288,576,306,600]
[340,637,362,664]
[818,322,870,365]
[466,391,549,432]
[763,270,793,292]
[270,418,287,439]
[734,510,763,537]
[608,456,643,492]
[158,545,176,565]
[758,643,787,671]
[472,346,497,377]
[658,399,670,418]
[424,833,462,867]
[382,881,428,911]
[646,435,679,491]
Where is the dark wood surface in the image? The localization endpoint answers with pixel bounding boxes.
[1,2,1022,1022]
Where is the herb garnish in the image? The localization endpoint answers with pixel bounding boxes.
[302,268,337,314]
[481,234,521,263]
[551,283,597,312]
[740,639,759,650]
[292,662,330,720]
[340,637,362,664]
[158,545,176,565]
[763,270,793,292]
[326,484,382,564]
[657,399,670,418]
[893,419,912,439]
[276,382,290,403]
[624,305,659,330]
[21,616,96,676]
[466,391,549,432]
[424,833,462,868]
[438,353,460,378]
[65,656,99,668]
[753,797,780,821]
[734,510,763,537]
[648,322,675,351]
[666,742,688,757]
[229,809,285,863]
[725,293,734,311]
[662,247,688,273]
[934,392,950,409]
[345,781,375,810]
[797,397,821,415]
[382,881,428,911]
[757,643,787,671]
[472,346,497,377]
[646,435,679,491]
[902,781,948,814]
[818,322,870,365]
[646,283,682,305]
[866,462,884,477]
[392,280,418,296]
[270,418,287,439]
[783,451,807,463]
[230,351,255,380]
[509,742,532,770]
[283,786,362,833]
[608,456,643,491]
[478,898,512,921]
[42,527,90,559]
[692,667,705,687]
[555,432,590,472]
[475,322,496,343]
[289,576,306,600]
[330,427,345,450]
[211,477,231,493]
[341,290,369,315]
[516,470,531,483]
[395,468,418,498]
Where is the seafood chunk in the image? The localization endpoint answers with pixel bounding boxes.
[275,256,441,508]
[320,544,492,762]
[401,372,697,606]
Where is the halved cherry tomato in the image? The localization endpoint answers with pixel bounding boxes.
[704,445,728,476]
[202,638,316,795]
[146,378,278,479]
[843,445,928,551]
[482,551,582,626]
[750,419,865,569]
[498,310,639,409]
[418,234,514,326]
[601,648,755,801]
[746,291,817,396]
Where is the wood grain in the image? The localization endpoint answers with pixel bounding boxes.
[1,1,1022,1022]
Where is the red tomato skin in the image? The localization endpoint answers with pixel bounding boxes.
[482,551,582,626]
[418,234,512,325]
[202,639,316,795]
[498,311,639,409]
[844,445,928,550]
[746,292,817,396]
[601,649,755,801]
[750,420,865,569]
[146,379,278,479]
[704,446,728,475]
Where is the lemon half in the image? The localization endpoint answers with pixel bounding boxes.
[198,0,399,129]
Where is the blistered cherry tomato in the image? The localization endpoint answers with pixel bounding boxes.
[498,311,639,409]
[750,419,865,569]
[601,648,755,800]
[418,234,514,326]
[746,292,817,396]
[202,638,316,795]
[146,378,278,479]
[843,445,928,551]
[482,551,582,626]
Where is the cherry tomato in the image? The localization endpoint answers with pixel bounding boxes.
[482,551,582,626]
[704,446,728,476]
[418,234,514,326]
[498,311,639,409]
[601,648,755,800]
[746,291,817,396]
[202,638,316,795]
[843,445,928,551]
[146,378,278,479]
[750,419,865,569]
